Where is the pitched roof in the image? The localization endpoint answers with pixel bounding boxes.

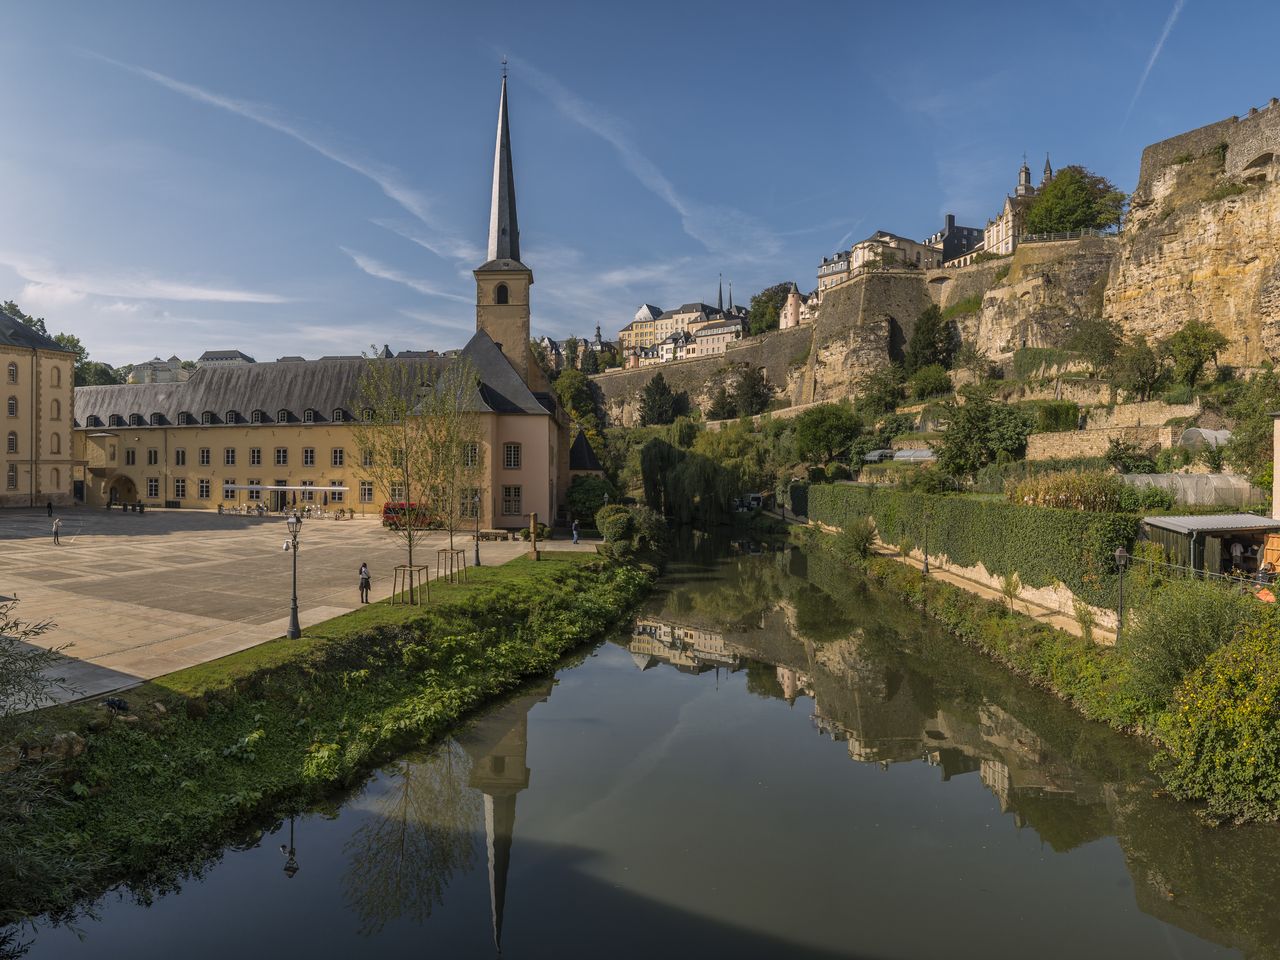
[487,75,521,264]
[197,349,255,363]
[0,311,76,353]
[73,330,552,426]
[569,431,604,472]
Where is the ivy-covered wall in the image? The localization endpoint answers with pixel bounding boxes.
[808,484,1139,608]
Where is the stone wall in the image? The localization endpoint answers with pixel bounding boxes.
[1025,425,1174,461]
[1085,399,1200,429]
[1136,98,1280,196]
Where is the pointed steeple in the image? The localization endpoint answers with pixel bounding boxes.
[717,274,724,312]
[487,69,521,263]
[728,282,734,312]
[1042,152,1053,184]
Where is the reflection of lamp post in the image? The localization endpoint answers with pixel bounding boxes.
[1115,546,1130,636]
[279,816,299,879]
[286,511,302,640]
[473,491,482,568]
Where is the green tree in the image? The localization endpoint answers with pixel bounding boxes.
[579,347,600,375]
[706,385,736,421]
[1065,316,1122,377]
[733,366,772,416]
[565,473,615,521]
[856,364,905,417]
[908,363,952,399]
[640,372,677,426]
[1160,319,1228,387]
[935,388,1034,477]
[1024,165,1127,233]
[3,300,123,385]
[552,367,603,448]
[2,300,47,335]
[792,403,860,465]
[562,336,579,370]
[1224,367,1280,485]
[1112,335,1163,400]
[79,361,124,386]
[530,339,555,382]
[903,304,954,373]
[953,342,993,383]
[747,283,791,336]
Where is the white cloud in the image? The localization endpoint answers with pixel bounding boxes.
[1125,0,1186,123]
[340,247,471,303]
[99,301,140,314]
[371,219,482,265]
[19,281,86,309]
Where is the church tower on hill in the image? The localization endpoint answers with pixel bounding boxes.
[475,69,535,386]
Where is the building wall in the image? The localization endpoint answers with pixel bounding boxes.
[1,345,76,508]
[475,266,533,383]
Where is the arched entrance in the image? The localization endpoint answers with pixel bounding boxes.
[109,476,137,503]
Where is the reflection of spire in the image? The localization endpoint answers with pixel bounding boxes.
[458,681,552,953]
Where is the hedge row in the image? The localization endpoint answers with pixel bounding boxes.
[808,483,1139,608]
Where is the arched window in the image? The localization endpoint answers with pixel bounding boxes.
[51,366,61,387]
[251,410,263,424]
[202,411,213,425]
[49,398,60,420]
[332,408,345,422]
[50,433,61,454]
[5,362,15,384]
[6,396,16,417]
[495,283,509,305]
[51,467,60,489]
[277,409,290,423]
[6,432,16,454]
[303,409,315,423]
[361,407,373,422]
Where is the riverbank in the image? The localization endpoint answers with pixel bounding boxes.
[2,552,654,926]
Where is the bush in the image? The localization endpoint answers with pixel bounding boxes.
[1006,470,1174,512]
[808,483,1138,608]
[1027,400,1080,433]
[517,522,551,541]
[565,474,615,521]
[941,293,983,319]
[1012,347,1075,379]
[908,363,952,399]
[1120,578,1263,714]
[1105,438,1156,474]
[1161,383,1195,405]
[837,517,877,559]
[594,504,667,563]
[1155,447,1193,472]
[1158,618,1280,822]
[826,462,852,481]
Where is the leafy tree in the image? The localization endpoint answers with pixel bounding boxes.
[908,363,952,399]
[552,367,603,450]
[953,342,994,383]
[565,473,615,521]
[640,372,677,426]
[1223,367,1280,485]
[1160,319,1228,387]
[935,388,1034,477]
[747,282,791,336]
[706,385,736,421]
[733,366,772,416]
[3,300,123,385]
[530,339,555,382]
[792,403,860,465]
[1024,165,1127,233]
[579,348,600,375]
[562,336,579,369]
[1104,438,1157,474]
[856,364,905,417]
[903,304,954,373]
[1112,335,1163,400]
[79,361,124,386]
[2,300,47,335]
[1065,316,1122,377]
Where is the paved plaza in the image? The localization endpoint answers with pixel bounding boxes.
[0,506,589,704]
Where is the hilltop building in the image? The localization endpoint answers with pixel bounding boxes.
[984,155,1051,256]
[925,214,985,263]
[778,282,816,330]
[1,311,76,507]
[129,356,189,384]
[71,72,594,527]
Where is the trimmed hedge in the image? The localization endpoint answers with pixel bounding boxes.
[809,483,1139,608]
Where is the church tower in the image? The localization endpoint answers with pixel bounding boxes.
[475,69,534,385]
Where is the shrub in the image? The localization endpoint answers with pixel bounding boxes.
[1028,400,1080,433]
[1161,383,1195,405]
[993,264,1011,283]
[1012,347,1075,379]
[826,462,853,481]
[1158,619,1280,822]
[1155,447,1193,472]
[594,504,667,563]
[908,364,952,399]
[1198,445,1225,473]
[516,522,551,542]
[1007,470,1174,512]
[1104,438,1156,474]
[1120,578,1263,714]
[807,465,829,483]
[941,293,983,320]
[837,517,877,559]
[565,474,615,521]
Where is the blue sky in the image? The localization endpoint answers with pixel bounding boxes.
[0,0,1270,366]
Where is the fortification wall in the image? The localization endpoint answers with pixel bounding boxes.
[1137,98,1280,196]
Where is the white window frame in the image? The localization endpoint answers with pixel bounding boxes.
[275,447,288,466]
[174,477,187,499]
[250,447,262,466]
[359,480,374,503]
[502,484,522,516]
[199,447,211,466]
[198,479,211,499]
[329,480,344,503]
[146,477,159,498]
[303,447,315,467]
[331,447,344,467]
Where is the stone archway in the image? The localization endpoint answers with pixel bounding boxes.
[109,476,137,503]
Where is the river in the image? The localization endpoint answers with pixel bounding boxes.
[8,536,1280,959]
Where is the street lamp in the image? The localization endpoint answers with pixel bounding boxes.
[1115,546,1130,636]
[286,511,302,640]
[279,816,299,879]
[922,507,931,575]
[473,491,482,568]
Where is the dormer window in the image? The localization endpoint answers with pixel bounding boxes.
[277,409,290,423]
[202,411,213,425]
[108,414,122,427]
[178,412,192,426]
[87,415,101,428]
[332,408,344,422]
[251,410,263,424]
[150,413,162,426]
[362,407,373,422]
[129,413,143,426]
[226,410,238,424]
[303,409,315,423]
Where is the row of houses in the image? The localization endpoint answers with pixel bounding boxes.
[617,281,752,367]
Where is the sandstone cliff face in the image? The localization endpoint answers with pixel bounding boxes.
[1105,154,1280,366]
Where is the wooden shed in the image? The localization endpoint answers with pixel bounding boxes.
[1142,514,1280,574]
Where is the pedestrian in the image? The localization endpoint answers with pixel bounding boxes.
[359,562,371,603]
[46,500,53,517]
[52,517,62,546]
[572,518,580,545]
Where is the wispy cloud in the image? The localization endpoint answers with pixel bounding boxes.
[340,247,471,303]
[371,219,482,264]
[514,58,780,261]
[1126,0,1186,123]
[0,252,292,304]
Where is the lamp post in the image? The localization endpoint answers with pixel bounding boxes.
[279,816,299,879]
[1115,546,1130,637]
[286,511,302,640]
[922,509,930,575]
[473,491,482,568]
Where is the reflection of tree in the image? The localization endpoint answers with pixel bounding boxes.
[341,741,480,935]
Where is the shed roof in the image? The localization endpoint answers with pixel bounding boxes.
[1142,514,1280,535]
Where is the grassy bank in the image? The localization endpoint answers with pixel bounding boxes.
[3,552,653,925]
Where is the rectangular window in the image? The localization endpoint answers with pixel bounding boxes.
[109,445,116,462]
[222,479,236,500]
[224,448,236,466]
[359,480,374,503]
[502,484,522,516]
[361,450,374,468]
[463,443,479,468]
[199,447,211,466]
[198,479,211,499]
[124,449,136,466]
[389,483,406,501]
[461,487,480,518]
[303,447,315,467]
[331,448,344,467]
[174,448,186,466]
[146,477,159,498]
[250,447,262,466]
[147,448,158,466]
[503,443,521,470]
[248,480,262,501]
[6,464,16,489]
[174,477,187,499]
[275,447,288,466]
[300,479,315,501]
[329,480,344,503]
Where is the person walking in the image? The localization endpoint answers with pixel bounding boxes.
[572,518,580,545]
[358,562,371,604]
[52,517,62,546]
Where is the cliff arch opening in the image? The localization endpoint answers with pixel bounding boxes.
[887,316,906,364]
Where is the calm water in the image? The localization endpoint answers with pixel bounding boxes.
[10,536,1280,959]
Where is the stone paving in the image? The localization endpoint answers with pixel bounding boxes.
[0,506,593,704]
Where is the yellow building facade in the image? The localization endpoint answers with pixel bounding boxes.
[1,315,77,508]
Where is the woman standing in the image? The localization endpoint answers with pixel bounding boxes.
[358,562,371,604]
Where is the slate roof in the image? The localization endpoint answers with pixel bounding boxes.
[198,349,256,363]
[486,74,521,264]
[0,311,76,353]
[569,431,603,472]
[74,330,554,427]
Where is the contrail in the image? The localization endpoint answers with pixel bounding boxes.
[1125,0,1186,123]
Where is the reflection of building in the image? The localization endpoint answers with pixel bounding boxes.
[629,617,739,674]
[457,680,553,952]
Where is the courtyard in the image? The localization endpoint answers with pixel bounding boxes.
[0,506,589,704]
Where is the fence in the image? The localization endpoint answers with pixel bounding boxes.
[1018,228,1118,244]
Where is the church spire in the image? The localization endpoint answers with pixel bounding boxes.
[728,281,733,312]
[487,67,521,263]
[1042,152,1053,184]
[717,274,724,312]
